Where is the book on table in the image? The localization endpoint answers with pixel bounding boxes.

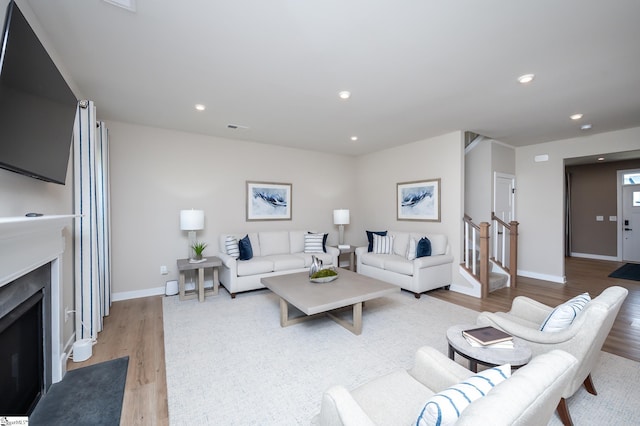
[462,326,513,346]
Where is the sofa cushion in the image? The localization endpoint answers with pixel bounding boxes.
[372,234,394,254]
[392,232,410,257]
[295,252,335,267]
[236,257,273,276]
[540,292,591,332]
[416,364,510,426]
[225,236,240,258]
[360,252,388,269]
[416,237,432,258]
[384,256,413,276]
[238,235,253,260]
[427,234,447,256]
[407,237,417,260]
[289,231,306,254]
[259,231,290,256]
[366,230,387,252]
[270,255,305,271]
[305,233,325,253]
[248,233,261,256]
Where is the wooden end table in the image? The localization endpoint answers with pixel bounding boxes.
[176,257,221,302]
[338,246,356,271]
[446,324,531,372]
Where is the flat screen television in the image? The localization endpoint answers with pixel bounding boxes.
[0,0,78,185]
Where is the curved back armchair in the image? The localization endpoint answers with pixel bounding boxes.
[476,286,628,426]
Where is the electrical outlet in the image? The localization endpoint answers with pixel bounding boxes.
[160,265,168,275]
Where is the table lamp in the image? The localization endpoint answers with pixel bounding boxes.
[333,209,350,248]
[180,209,204,259]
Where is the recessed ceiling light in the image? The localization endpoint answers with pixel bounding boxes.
[581,124,592,130]
[338,91,351,100]
[517,74,535,84]
[597,157,605,161]
[195,104,206,111]
[350,136,358,141]
[570,113,583,120]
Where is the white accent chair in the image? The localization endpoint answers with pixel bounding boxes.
[476,286,628,426]
[313,346,577,426]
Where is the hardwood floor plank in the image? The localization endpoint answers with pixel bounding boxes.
[65,257,638,424]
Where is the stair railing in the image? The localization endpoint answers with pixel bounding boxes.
[491,212,519,288]
[463,215,490,298]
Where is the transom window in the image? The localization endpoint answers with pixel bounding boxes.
[623,173,640,185]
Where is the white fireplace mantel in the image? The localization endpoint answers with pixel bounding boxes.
[0,215,75,287]
[0,214,76,383]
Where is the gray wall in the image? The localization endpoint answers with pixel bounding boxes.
[567,159,640,257]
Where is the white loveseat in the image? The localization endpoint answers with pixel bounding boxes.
[355,231,454,298]
[217,231,339,298]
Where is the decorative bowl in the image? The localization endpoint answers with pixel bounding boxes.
[310,274,338,283]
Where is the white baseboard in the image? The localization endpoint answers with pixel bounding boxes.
[570,252,620,262]
[113,286,165,302]
[57,332,76,382]
[517,269,566,284]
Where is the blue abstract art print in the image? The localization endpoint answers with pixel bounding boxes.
[246,181,292,221]
[397,179,440,221]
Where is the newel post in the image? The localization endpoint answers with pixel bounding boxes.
[479,222,490,298]
[509,221,519,288]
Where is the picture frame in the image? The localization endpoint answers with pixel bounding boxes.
[246,181,292,221]
[397,178,441,222]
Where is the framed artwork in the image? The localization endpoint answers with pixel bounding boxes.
[397,178,441,222]
[246,181,292,221]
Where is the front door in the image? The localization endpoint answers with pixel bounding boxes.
[622,184,640,262]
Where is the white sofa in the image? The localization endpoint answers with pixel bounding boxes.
[314,346,578,426]
[217,231,339,298]
[355,231,454,298]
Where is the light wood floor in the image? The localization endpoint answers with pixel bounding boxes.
[66,257,639,425]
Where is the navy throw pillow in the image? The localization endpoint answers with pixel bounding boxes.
[366,230,387,252]
[238,234,253,260]
[416,237,432,258]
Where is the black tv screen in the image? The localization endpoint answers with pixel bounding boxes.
[0,1,78,185]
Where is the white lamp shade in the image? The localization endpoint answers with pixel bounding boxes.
[180,209,205,230]
[333,209,350,225]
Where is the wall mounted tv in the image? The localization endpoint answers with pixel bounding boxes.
[0,0,78,185]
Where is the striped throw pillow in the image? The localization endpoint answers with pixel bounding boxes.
[225,236,240,258]
[304,233,324,253]
[372,234,394,254]
[540,292,591,332]
[416,364,510,426]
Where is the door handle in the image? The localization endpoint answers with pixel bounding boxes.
[624,228,632,231]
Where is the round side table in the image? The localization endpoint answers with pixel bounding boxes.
[446,324,532,372]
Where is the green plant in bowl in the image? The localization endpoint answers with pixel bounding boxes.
[310,268,338,280]
[191,242,207,259]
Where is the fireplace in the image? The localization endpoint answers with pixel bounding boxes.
[0,263,51,415]
[0,215,73,414]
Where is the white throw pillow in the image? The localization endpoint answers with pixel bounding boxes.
[416,364,511,426]
[540,292,591,332]
[225,236,240,258]
[372,234,394,254]
[406,238,417,260]
[304,233,324,253]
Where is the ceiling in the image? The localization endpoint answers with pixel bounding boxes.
[22,0,640,156]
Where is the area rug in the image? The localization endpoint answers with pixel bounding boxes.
[30,356,128,425]
[163,291,640,425]
[608,263,640,281]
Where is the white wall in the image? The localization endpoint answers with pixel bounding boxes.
[355,131,466,285]
[107,121,357,297]
[464,139,492,223]
[515,126,640,282]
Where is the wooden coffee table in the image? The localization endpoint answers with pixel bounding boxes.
[261,269,399,335]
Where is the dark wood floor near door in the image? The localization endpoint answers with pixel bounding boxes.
[66,257,639,425]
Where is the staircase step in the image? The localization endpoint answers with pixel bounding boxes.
[489,272,508,292]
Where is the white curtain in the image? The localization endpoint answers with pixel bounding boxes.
[73,100,112,341]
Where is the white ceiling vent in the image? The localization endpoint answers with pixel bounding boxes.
[103,0,137,12]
